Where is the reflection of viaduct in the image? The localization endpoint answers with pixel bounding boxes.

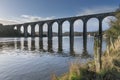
[0,12,116,53]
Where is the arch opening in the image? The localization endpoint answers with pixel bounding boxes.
[35,24,39,36]
[102,16,116,51]
[43,23,48,50]
[87,18,99,54]
[102,16,116,31]
[14,26,17,30]
[20,26,24,34]
[87,18,99,34]
[52,22,58,51]
[62,20,70,51]
[74,19,83,36]
[73,19,83,54]
[27,25,31,36]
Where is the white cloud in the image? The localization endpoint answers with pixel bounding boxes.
[20,15,55,22]
[76,6,117,16]
[0,15,55,25]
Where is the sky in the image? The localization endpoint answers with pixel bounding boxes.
[0,0,119,32]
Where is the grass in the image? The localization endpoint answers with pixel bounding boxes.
[52,38,120,80]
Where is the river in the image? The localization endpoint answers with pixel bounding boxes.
[0,36,106,80]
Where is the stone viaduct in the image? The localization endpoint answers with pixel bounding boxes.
[0,12,116,53]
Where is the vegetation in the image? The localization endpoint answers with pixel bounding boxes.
[52,11,120,80]
[105,10,120,40]
[52,38,120,80]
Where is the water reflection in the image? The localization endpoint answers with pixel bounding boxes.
[0,41,15,50]
[0,37,105,80]
[31,38,36,51]
[16,39,21,49]
[0,37,106,57]
[81,36,88,58]
[24,38,28,50]
[39,38,43,50]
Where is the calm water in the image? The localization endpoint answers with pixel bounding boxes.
[0,37,106,80]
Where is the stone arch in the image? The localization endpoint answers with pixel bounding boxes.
[62,20,70,50]
[13,26,17,30]
[73,19,83,53]
[43,23,48,37]
[102,16,116,31]
[52,21,59,51]
[42,23,48,50]
[87,18,99,35]
[83,18,99,54]
[15,25,21,36]
[9,25,17,37]
[20,25,24,34]
[27,25,31,36]
[35,24,39,36]
[52,21,58,37]
[73,19,83,36]
[62,20,70,35]
[23,24,29,37]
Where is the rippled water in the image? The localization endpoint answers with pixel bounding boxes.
[0,37,106,80]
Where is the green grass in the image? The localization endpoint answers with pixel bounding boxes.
[52,38,120,80]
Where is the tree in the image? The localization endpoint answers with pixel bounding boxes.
[105,10,120,40]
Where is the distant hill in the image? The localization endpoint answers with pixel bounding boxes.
[35,31,105,37]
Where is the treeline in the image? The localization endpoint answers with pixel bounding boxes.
[36,31,105,37]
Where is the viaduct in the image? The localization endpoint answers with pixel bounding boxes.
[0,12,116,53]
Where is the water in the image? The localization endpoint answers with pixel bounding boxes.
[0,37,107,80]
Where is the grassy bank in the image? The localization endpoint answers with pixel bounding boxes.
[52,38,120,80]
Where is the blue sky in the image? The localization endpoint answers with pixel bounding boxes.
[0,0,119,18]
[0,0,119,32]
